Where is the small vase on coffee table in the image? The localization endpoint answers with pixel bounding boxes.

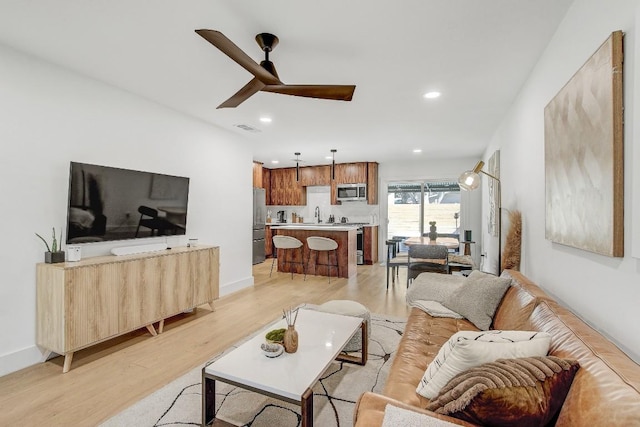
[283,325,298,353]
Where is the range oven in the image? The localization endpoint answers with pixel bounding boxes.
[356,227,364,265]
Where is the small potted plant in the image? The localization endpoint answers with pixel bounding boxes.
[36,227,65,263]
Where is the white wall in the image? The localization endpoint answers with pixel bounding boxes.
[379,157,483,265]
[0,44,255,376]
[484,0,640,361]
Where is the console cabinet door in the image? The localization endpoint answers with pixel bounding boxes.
[192,248,219,306]
[119,257,162,332]
[66,264,119,351]
[161,252,193,317]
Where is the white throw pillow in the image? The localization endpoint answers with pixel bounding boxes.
[382,405,461,427]
[416,330,551,399]
[411,300,463,319]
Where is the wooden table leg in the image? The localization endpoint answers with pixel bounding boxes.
[301,388,314,427]
[202,372,216,426]
[158,319,165,334]
[62,352,74,373]
[335,320,368,366]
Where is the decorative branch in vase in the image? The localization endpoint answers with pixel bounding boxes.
[282,307,299,353]
[35,227,65,263]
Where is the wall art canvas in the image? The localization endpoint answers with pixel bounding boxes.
[544,31,624,257]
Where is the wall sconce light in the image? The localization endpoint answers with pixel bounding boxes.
[331,149,337,180]
[458,160,502,273]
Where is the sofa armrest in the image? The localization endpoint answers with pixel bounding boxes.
[353,392,477,427]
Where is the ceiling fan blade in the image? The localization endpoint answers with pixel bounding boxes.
[195,29,281,85]
[217,78,266,109]
[262,84,356,101]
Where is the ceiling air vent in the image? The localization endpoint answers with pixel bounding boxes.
[234,124,261,133]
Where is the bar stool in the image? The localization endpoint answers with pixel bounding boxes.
[305,237,339,282]
[271,235,305,278]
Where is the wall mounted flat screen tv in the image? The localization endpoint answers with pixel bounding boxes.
[66,162,190,244]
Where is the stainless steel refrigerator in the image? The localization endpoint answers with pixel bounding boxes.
[252,188,266,264]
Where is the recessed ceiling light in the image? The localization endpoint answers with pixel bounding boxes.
[260,117,272,123]
[423,91,441,99]
[271,160,279,164]
[413,149,422,153]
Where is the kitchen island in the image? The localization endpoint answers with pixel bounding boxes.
[270,224,358,278]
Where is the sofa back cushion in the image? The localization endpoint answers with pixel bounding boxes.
[382,307,478,408]
[492,270,552,330]
[526,301,640,426]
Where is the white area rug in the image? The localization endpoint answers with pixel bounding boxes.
[101,312,406,427]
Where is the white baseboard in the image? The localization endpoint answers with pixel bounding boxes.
[0,345,47,377]
[219,276,253,297]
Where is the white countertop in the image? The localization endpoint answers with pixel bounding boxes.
[271,224,358,231]
[267,222,377,228]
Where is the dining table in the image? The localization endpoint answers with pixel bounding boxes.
[401,236,460,251]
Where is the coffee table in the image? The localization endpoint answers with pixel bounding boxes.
[202,309,367,426]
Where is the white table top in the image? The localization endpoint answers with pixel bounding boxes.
[204,309,362,401]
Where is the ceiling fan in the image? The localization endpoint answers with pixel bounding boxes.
[195,30,356,109]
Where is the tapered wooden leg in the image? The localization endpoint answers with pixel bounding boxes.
[208,301,215,312]
[146,324,157,336]
[158,319,165,334]
[301,388,314,426]
[62,352,74,373]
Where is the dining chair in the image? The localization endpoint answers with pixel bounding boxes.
[406,244,449,287]
[386,239,408,289]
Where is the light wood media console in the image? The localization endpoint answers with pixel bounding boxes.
[36,245,219,372]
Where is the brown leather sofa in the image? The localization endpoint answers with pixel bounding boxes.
[354,270,640,426]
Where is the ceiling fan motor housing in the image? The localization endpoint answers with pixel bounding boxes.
[255,33,279,52]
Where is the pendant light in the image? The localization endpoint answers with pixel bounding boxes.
[295,152,301,181]
[331,149,337,180]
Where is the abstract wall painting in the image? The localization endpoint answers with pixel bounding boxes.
[544,31,624,257]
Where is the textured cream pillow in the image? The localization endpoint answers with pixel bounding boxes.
[416,330,551,399]
[442,271,511,330]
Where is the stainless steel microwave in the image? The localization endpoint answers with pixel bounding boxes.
[336,183,367,202]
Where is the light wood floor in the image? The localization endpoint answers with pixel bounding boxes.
[0,260,410,426]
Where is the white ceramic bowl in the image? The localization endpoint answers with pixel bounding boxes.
[260,342,284,358]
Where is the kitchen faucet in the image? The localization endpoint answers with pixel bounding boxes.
[315,206,321,223]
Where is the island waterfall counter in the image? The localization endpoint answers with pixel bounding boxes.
[271,225,358,278]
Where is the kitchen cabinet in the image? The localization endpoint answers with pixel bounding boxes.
[330,162,379,205]
[367,162,379,204]
[334,162,368,184]
[363,225,379,264]
[252,162,263,188]
[265,225,273,257]
[269,167,306,206]
[299,165,331,186]
[262,167,271,205]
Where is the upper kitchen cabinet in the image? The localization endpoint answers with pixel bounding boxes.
[299,165,331,186]
[331,162,378,204]
[269,167,306,206]
[262,167,271,205]
[334,162,367,184]
[252,162,263,188]
[367,162,379,205]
